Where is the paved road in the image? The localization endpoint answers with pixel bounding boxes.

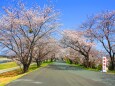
[7,62,115,86]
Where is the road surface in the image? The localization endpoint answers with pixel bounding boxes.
[7,62,115,86]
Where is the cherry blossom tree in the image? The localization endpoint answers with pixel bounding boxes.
[33,37,59,67]
[81,11,115,70]
[64,48,81,64]
[0,3,60,73]
[61,30,95,67]
[44,38,61,62]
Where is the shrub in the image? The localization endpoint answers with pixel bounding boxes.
[65,58,73,64]
[97,64,102,70]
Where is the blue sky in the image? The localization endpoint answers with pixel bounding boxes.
[0,0,115,29]
[54,0,115,29]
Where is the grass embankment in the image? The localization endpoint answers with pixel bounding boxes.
[70,64,99,71]
[107,70,115,74]
[69,63,115,74]
[0,62,18,70]
[0,62,52,86]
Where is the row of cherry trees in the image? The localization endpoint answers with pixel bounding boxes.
[61,11,115,70]
[0,2,114,72]
[0,3,61,73]
[61,30,98,68]
[33,37,60,67]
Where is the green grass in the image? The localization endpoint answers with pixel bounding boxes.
[107,70,115,74]
[69,63,100,72]
[84,67,99,72]
[0,62,18,70]
[69,63,115,74]
[28,62,51,71]
[0,62,52,86]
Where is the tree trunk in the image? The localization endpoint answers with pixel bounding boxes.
[84,56,89,68]
[110,60,115,70]
[61,58,63,61]
[109,54,115,70]
[36,60,41,67]
[23,64,29,73]
[50,58,53,62]
[85,59,89,68]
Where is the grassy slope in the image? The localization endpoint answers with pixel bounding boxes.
[69,63,115,74]
[107,70,115,74]
[0,62,52,86]
[0,62,18,70]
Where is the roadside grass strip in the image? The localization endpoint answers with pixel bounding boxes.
[0,62,18,70]
[69,64,115,74]
[0,62,52,86]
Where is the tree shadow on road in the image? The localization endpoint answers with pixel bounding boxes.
[100,73,115,86]
[47,64,84,71]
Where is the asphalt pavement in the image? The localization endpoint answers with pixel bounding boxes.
[6,61,115,86]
